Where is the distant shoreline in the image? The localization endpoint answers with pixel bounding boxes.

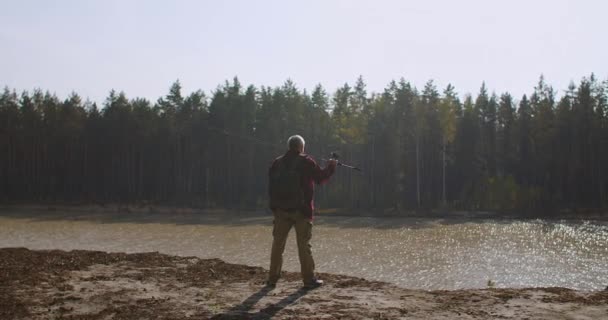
[0,203,607,221]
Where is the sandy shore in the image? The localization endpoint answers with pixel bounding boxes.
[1,248,606,319]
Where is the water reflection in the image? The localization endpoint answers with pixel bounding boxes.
[0,210,606,290]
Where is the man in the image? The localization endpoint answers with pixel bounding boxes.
[267,135,337,288]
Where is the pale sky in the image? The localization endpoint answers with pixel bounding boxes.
[1,0,607,104]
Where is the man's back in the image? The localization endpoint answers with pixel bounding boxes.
[268,150,336,220]
[268,153,306,210]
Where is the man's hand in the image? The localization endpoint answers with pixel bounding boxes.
[327,159,338,169]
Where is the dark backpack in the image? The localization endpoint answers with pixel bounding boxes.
[269,155,304,209]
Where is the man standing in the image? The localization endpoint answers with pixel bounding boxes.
[267,135,337,288]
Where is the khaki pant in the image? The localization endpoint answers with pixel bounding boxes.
[268,209,315,284]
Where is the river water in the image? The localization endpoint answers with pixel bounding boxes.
[1,210,606,290]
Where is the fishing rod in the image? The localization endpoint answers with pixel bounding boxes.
[322,152,362,172]
[206,125,362,172]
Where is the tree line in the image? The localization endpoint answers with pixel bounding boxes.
[1,75,607,214]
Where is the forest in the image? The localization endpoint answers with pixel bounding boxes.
[1,75,607,214]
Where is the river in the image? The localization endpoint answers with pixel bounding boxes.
[0,209,606,290]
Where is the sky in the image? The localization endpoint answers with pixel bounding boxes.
[1,0,607,104]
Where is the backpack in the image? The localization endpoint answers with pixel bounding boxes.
[269,155,304,209]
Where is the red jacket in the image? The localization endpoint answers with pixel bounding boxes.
[269,150,336,220]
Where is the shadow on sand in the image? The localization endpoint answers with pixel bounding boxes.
[211,286,312,319]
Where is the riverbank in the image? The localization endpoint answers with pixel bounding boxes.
[1,248,606,319]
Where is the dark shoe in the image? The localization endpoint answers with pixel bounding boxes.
[304,278,324,289]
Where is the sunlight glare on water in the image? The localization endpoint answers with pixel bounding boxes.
[0,212,606,290]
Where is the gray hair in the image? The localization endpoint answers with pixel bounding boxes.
[287,135,305,151]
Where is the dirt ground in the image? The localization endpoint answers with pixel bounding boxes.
[1,248,606,320]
